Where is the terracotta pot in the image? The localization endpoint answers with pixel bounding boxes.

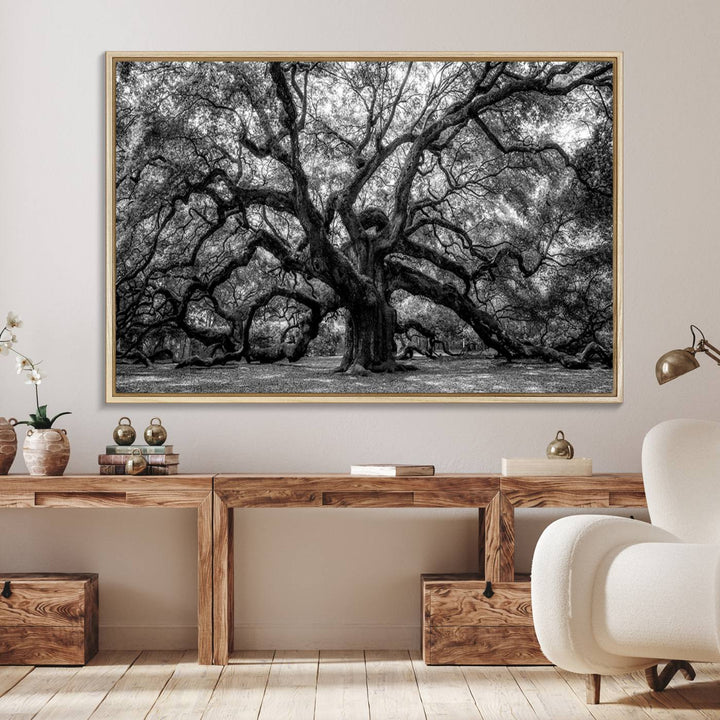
[0,417,18,475]
[22,428,70,476]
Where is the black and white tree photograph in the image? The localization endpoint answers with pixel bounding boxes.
[109,54,620,401]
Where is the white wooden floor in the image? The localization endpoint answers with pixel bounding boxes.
[0,650,718,720]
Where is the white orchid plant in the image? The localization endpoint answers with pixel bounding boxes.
[0,312,71,429]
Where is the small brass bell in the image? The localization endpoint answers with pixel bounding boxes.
[144,417,167,446]
[546,430,574,459]
[112,417,136,446]
[125,448,147,475]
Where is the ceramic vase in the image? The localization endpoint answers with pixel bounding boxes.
[0,417,18,475]
[22,428,70,476]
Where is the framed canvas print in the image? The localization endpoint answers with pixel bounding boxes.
[106,52,622,403]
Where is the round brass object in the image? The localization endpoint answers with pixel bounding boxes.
[546,430,574,459]
[112,416,136,446]
[655,348,699,385]
[125,449,147,476]
[144,417,167,446]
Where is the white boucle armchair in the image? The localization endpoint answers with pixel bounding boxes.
[531,418,720,704]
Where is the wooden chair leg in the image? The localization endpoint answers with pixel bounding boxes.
[586,674,601,704]
[645,661,696,692]
[587,661,695,705]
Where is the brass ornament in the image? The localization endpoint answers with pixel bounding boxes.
[546,430,574,459]
[144,417,167,446]
[125,448,147,475]
[112,416,136,445]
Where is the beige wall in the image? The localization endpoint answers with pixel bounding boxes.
[1,0,719,649]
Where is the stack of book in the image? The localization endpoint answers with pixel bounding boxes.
[98,445,180,475]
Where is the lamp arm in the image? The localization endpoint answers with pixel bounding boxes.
[699,339,720,365]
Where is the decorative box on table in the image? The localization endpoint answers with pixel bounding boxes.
[0,572,99,665]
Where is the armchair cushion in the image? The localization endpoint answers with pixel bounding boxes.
[593,541,720,662]
[531,515,679,674]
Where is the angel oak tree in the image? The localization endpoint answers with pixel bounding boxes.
[115,59,615,375]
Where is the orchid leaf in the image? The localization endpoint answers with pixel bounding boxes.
[49,411,72,427]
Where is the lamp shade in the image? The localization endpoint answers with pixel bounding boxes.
[655,348,700,385]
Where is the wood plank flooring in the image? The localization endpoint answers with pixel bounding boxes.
[0,651,718,720]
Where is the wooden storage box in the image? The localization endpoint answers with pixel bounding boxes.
[0,573,98,665]
[422,573,548,665]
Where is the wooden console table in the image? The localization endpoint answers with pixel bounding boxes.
[1,473,647,666]
[212,473,646,665]
[0,475,214,665]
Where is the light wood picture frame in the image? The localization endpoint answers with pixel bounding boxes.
[106,52,622,403]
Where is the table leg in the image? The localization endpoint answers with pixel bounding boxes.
[213,492,234,665]
[197,493,213,665]
[484,492,515,582]
[478,507,486,576]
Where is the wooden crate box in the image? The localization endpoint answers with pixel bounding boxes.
[0,573,98,665]
[422,573,548,665]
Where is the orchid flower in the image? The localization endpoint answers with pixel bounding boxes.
[0,312,71,429]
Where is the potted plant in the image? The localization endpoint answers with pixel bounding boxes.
[0,312,72,476]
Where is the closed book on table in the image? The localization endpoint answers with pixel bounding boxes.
[99,464,126,475]
[98,464,179,475]
[0,573,98,665]
[105,445,174,455]
[147,465,179,475]
[350,464,435,477]
[98,453,179,466]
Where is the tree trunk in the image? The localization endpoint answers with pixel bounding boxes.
[335,295,412,375]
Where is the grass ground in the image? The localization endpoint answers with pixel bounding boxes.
[116,355,613,395]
